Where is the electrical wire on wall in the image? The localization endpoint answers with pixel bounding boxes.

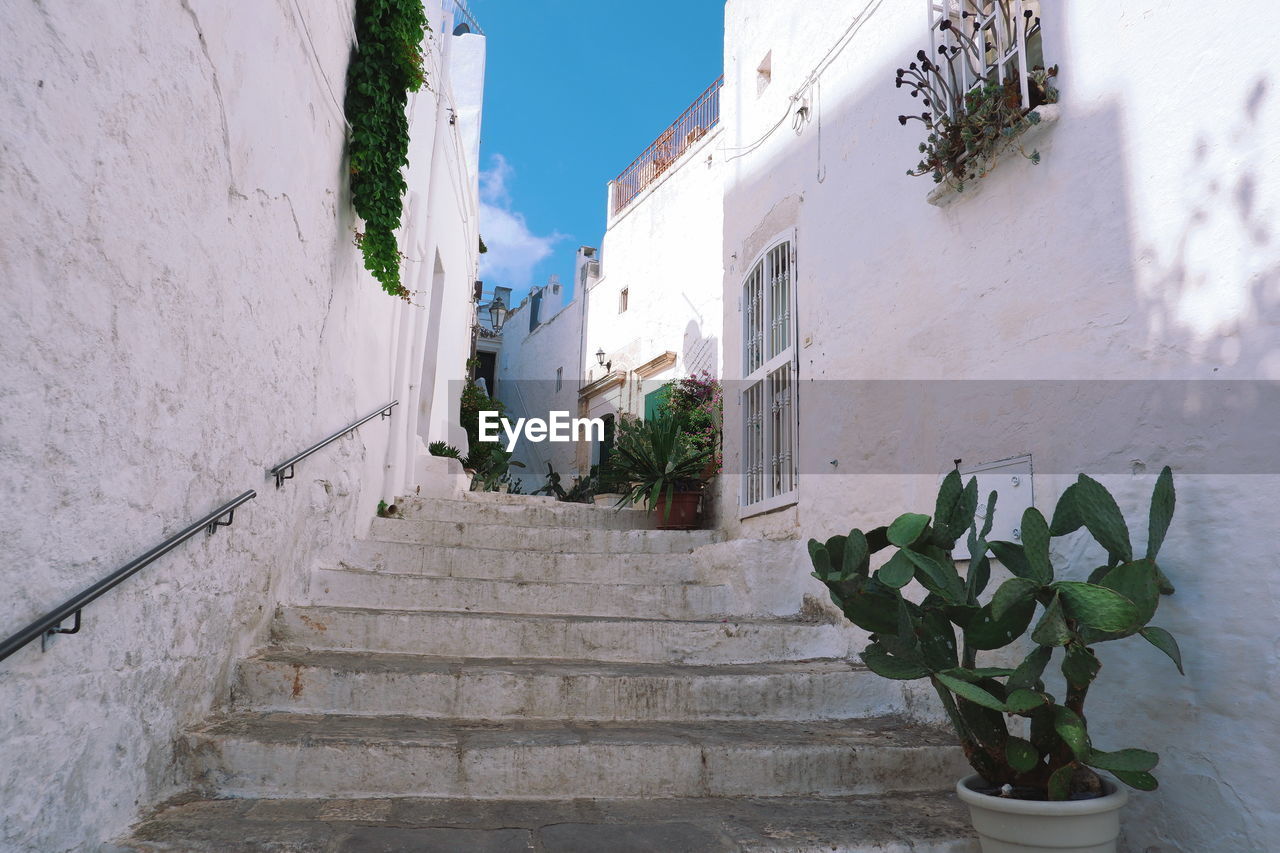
[290,0,352,130]
[815,78,826,183]
[334,0,359,47]
[422,25,477,234]
[720,0,885,163]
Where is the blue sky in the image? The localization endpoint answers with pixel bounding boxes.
[467,1,725,303]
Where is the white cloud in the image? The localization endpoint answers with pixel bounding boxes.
[480,153,513,205]
[478,154,563,289]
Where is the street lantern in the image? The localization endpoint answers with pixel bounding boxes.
[488,295,508,333]
[595,348,606,367]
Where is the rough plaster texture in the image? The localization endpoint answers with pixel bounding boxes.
[0,1,482,849]
[716,1,1280,850]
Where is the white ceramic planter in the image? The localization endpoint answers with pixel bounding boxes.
[956,775,1128,853]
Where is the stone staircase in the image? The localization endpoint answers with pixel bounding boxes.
[118,493,977,851]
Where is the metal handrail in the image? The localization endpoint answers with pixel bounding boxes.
[268,400,398,487]
[1,401,400,662]
[0,490,256,663]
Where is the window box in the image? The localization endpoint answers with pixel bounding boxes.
[899,2,1058,198]
[927,103,1060,207]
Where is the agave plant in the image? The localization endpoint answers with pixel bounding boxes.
[609,414,711,515]
[809,467,1183,799]
[428,440,461,459]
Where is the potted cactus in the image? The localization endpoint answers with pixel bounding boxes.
[808,467,1183,852]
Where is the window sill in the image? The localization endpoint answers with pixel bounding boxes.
[738,492,798,520]
[926,104,1061,208]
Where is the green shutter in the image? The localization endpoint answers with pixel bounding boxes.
[644,384,672,420]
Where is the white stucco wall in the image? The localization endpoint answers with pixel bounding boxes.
[418,26,485,458]
[719,1,1279,850]
[584,122,726,398]
[495,283,585,484]
[0,2,481,849]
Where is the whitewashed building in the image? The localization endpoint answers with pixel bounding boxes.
[576,79,728,467]
[472,283,511,399]
[716,1,1280,850]
[494,270,586,483]
[0,1,485,849]
[6,0,1277,849]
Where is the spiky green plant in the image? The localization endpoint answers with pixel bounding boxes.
[809,467,1183,800]
[428,441,461,459]
[609,415,711,516]
[532,463,599,504]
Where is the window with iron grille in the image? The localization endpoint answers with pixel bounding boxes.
[741,240,796,512]
[929,1,1043,113]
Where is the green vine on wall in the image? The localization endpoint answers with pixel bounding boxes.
[345,0,429,298]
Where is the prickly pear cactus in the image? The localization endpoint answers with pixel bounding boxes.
[808,467,1182,799]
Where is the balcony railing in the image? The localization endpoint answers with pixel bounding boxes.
[450,0,483,35]
[611,76,723,215]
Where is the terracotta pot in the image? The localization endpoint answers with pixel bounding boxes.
[956,775,1128,853]
[654,491,701,529]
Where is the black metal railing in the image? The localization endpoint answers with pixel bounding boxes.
[612,76,723,214]
[1,399,400,663]
[268,400,398,487]
[0,491,256,663]
[450,0,483,35]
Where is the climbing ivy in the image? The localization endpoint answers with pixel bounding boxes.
[345,0,429,298]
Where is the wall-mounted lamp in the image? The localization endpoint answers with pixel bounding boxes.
[595,348,611,372]
[488,295,508,333]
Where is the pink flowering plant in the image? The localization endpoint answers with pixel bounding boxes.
[658,372,723,476]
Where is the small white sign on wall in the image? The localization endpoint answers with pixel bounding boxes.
[950,454,1034,559]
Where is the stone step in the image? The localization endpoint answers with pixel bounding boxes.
[233,649,907,721]
[272,606,851,665]
[117,791,978,852]
[368,516,721,554]
[342,539,703,585]
[398,495,658,530]
[305,566,735,620]
[182,712,968,800]
[460,490,566,505]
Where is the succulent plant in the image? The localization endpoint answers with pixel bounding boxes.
[808,467,1182,799]
[608,414,712,517]
[896,8,1057,190]
[428,441,462,459]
